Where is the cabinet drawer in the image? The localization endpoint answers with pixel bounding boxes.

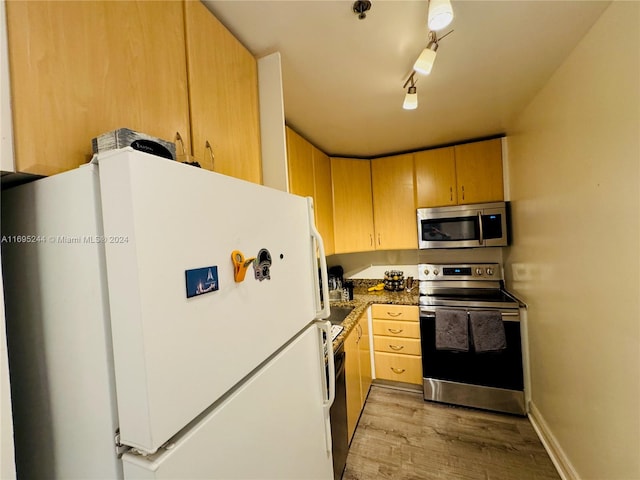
[372,319,420,339]
[374,352,422,385]
[371,304,419,322]
[373,336,421,356]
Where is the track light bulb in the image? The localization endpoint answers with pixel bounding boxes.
[428,0,454,31]
[403,86,418,110]
[413,46,437,75]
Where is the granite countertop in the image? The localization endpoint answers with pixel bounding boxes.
[329,286,419,352]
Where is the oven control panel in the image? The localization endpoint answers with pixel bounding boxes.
[418,263,502,281]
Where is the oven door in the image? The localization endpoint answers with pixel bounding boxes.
[417,203,508,249]
[419,308,525,415]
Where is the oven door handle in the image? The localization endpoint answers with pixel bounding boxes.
[419,309,520,321]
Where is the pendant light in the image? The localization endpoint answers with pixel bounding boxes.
[428,0,454,31]
[413,31,438,75]
[402,73,418,110]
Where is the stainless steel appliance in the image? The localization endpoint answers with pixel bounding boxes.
[417,202,509,249]
[418,263,525,415]
[329,343,348,480]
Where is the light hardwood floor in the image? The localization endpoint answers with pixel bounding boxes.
[343,385,560,480]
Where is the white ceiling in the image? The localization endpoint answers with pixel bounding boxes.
[204,0,610,158]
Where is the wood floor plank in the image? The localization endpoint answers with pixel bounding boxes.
[343,386,560,480]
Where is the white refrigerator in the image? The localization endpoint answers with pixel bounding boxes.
[1,148,335,479]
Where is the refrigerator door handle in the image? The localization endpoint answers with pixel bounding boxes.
[308,198,330,320]
[318,320,335,454]
[320,321,335,408]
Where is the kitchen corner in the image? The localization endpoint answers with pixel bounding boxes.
[329,280,418,353]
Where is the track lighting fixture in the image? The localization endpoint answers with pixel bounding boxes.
[402,72,418,110]
[400,1,454,109]
[413,31,438,76]
[428,0,454,31]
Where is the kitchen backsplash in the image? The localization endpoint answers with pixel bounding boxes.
[347,265,419,279]
[330,248,505,279]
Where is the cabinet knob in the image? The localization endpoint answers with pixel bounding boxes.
[389,344,404,351]
[387,328,403,334]
[390,367,406,374]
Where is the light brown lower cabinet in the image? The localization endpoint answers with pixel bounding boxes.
[344,312,372,442]
[371,304,422,386]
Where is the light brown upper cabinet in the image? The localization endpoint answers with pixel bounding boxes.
[184,1,262,184]
[331,158,375,254]
[454,138,504,205]
[6,1,191,176]
[285,127,335,255]
[414,147,458,207]
[415,138,504,208]
[312,146,336,256]
[371,154,417,250]
[285,127,314,198]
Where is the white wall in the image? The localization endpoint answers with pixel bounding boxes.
[331,247,503,279]
[258,52,289,192]
[504,3,639,478]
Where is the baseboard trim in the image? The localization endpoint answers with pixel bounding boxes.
[528,401,580,480]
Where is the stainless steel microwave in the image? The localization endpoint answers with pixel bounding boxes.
[417,202,509,249]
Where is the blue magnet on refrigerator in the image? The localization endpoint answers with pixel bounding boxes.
[185,266,219,298]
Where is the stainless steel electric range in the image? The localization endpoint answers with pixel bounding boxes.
[418,263,525,415]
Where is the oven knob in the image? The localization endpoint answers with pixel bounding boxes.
[433,268,439,276]
[486,267,494,276]
[475,268,483,276]
[423,268,429,276]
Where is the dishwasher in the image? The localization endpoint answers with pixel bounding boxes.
[330,342,348,480]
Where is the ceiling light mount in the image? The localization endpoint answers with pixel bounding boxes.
[352,0,372,20]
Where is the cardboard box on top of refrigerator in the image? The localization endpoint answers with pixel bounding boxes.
[92,128,176,161]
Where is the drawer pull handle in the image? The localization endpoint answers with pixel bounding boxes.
[389,344,404,351]
[387,328,403,334]
[390,367,406,374]
[387,312,402,317]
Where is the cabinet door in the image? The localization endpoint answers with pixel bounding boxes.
[6,1,190,176]
[331,158,375,254]
[285,127,314,198]
[312,146,335,256]
[371,154,417,250]
[415,147,457,207]
[344,327,361,442]
[454,138,504,205]
[184,1,261,183]
[357,314,372,404]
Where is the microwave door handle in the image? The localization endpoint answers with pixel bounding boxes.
[478,211,484,245]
